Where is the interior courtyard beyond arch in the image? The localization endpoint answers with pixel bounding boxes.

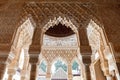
[0,0,120,80]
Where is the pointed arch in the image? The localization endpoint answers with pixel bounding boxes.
[8,17,36,61]
[87,19,120,80]
[42,16,78,33]
[71,57,81,65]
[51,56,68,74]
[51,56,68,67]
[41,16,80,47]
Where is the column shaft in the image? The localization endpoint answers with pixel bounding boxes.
[29,53,39,80]
[78,27,92,80]
[68,64,72,80]
[46,64,51,80]
[30,64,37,80]
[85,64,91,80]
[21,53,29,80]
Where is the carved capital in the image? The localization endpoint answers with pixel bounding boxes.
[82,55,91,64]
[80,46,92,55]
[29,55,39,64]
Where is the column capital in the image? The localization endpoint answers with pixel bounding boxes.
[80,46,92,80]
[29,54,39,64]
[80,46,92,55]
[80,45,92,64]
[78,26,92,65]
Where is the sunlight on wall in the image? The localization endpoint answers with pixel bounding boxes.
[95,52,99,60]
[18,49,24,70]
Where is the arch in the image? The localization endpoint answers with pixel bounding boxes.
[7,17,36,62]
[41,16,80,46]
[51,56,68,67]
[71,57,81,72]
[13,17,35,48]
[51,57,68,75]
[39,58,48,67]
[87,19,108,54]
[38,53,48,64]
[71,57,81,65]
[36,56,48,80]
[72,59,81,73]
[6,17,36,80]
[42,16,78,33]
[39,60,47,72]
[87,19,120,80]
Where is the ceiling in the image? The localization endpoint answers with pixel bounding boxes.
[0,0,120,54]
[0,0,120,74]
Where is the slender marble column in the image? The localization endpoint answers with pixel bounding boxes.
[68,64,72,80]
[46,64,51,80]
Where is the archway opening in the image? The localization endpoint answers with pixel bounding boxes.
[87,20,120,80]
[72,60,81,80]
[5,18,35,80]
[45,23,74,37]
[12,48,25,80]
[43,20,78,47]
[37,60,47,80]
[51,59,67,80]
[41,17,81,80]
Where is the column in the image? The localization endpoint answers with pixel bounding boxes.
[68,64,72,80]
[85,64,91,80]
[99,47,112,79]
[81,56,91,80]
[29,54,39,80]
[30,64,37,80]
[21,49,30,80]
[7,47,21,79]
[78,27,92,80]
[21,56,29,80]
[46,64,51,80]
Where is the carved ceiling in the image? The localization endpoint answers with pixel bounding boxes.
[0,0,120,54]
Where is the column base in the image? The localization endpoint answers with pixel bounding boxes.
[46,72,51,80]
[68,74,73,80]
